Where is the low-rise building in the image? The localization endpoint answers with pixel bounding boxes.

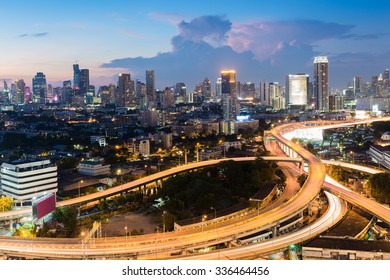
[0,159,58,206]
[368,145,390,169]
[78,160,111,176]
[90,135,107,146]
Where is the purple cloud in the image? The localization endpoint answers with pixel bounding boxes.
[227,20,353,60]
[101,15,385,89]
[175,15,231,47]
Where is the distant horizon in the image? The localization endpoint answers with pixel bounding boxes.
[1,0,390,90]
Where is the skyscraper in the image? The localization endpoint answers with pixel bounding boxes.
[202,77,211,100]
[353,76,361,97]
[117,73,131,107]
[32,72,47,103]
[15,79,25,105]
[146,70,155,101]
[79,69,90,95]
[313,56,329,110]
[259,81,269,106]
[221,70,236,96]
[73,63,80,89]
[286,74,309,107]
[216,78,222,98]
[175,82,186,98]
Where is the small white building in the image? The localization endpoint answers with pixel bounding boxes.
[223,141,242,151]
[90,135,107,146]
[0,159,58,206]
[78,160,111,176]
[381,132,390,141]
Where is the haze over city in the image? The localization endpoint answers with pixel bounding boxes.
[1,0,390,89]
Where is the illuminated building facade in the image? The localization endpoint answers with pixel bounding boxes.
[313,56,329,110]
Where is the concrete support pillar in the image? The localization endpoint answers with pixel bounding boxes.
[143,184,147,194]
[9,220,14,231]
[272,225,279,237]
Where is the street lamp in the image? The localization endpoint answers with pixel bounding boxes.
[219,140,225,158]
[117,169,122,183]
[125,226,128,245]
[195,143,201,162]
[162,211,167,234]
[78,180,84,197]
[202,214,207,232]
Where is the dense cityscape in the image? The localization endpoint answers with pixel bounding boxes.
[0,1,390,262]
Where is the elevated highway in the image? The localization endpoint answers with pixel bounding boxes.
[0,156,302,223]
[0,117,389,259]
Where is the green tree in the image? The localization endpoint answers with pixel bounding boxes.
[367,173,390,203]
[329,165,345,182]
[51,207,79,237]
[57,157,79,170]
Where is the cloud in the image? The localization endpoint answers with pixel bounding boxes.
[33,32,49,37]
[101,15,386,88]
[18,32,49,38]
[227,20,353,60]
[338,33,389,40]
[175,15,231,47]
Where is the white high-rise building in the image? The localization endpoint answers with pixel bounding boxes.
[1,160,58,206]
[313,56,329,110]
[286,74,309,107]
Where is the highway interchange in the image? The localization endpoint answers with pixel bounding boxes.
[0,117,390,259]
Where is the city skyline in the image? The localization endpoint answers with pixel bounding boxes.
[1,0,390,89]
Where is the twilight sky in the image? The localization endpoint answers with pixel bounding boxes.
[1,0,389,90]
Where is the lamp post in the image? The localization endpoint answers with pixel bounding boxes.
[202,214,207,232]
[196,143,200,162]
[78,180,84,197]
[117,169,122,183]
[125,226,128,246]
[162,211,166,234]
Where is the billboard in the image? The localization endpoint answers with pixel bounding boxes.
[32,193,56,220]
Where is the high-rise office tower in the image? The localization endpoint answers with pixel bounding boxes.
[259,81,269,106]
[241,82,255,99]
[202,77,211,100]
[269,82,285,110]
[32,72,47,104]
[175,82,186,98]
[286,74,309,107]
[24,87,31,103]
[62,80,72,105]
[383,69,389,89]
[79,69,90,95]
[73,63,80,89]
[221,70,236,96]
[146,70,155,101]
[353,76,361,97]
[313,56,329,110]
[15,79,25,104]
[117,73,131,107]
[216,78,222,98]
